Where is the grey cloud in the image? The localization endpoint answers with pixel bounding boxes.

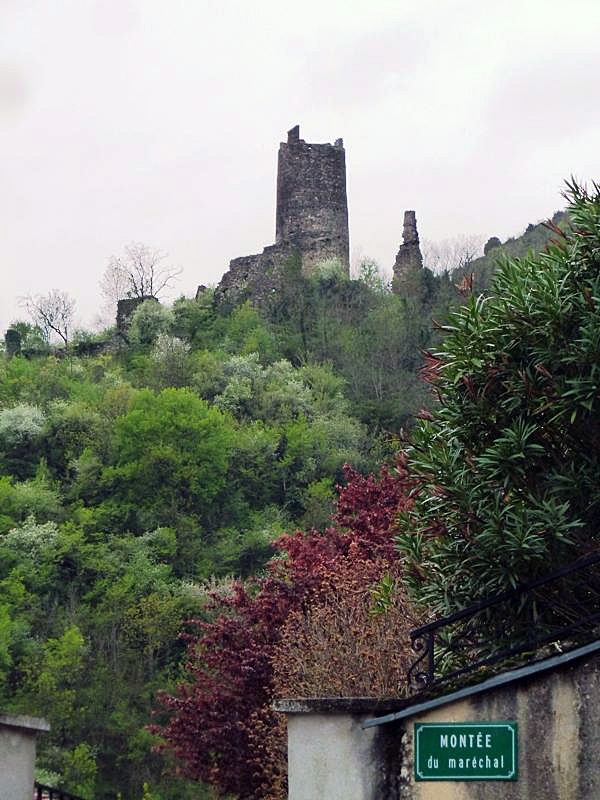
[91,0,139,37]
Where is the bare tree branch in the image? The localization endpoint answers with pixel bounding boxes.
[99,259,131,306]
[421,234,485,274]
[22,290,76,347]
[100,242,182,305]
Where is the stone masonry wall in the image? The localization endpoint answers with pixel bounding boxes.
[392,210,423,294]
[213,242,294,310]
[276,125,349,274]
[214,125,349,307]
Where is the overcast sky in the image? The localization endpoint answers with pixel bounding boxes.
[2,0,600,331]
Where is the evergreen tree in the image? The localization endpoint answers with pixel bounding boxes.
[397,182,600,613]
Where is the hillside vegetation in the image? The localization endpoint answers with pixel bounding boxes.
[0,215,560,798]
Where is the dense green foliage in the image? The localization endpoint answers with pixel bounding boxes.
[460,210,568,295]
[397,184,600,614]
[0,207,566,797]
[0,256,458,798]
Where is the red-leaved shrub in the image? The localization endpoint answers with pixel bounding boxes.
[153,460,416,799]
[272,549,419,699]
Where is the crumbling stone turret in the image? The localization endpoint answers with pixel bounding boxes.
[215,125,349,308]
[276,125,349,273]
[116,296,156,337]
[4,328,21,358]
[392,210,423,294]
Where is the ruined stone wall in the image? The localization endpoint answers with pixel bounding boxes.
[392,210,423,294]
[4,328,21,358]
[276,125,349,274]
[214,125,349,307]
[213,242,294,309]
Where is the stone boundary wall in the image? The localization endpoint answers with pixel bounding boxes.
[275,651,600,799]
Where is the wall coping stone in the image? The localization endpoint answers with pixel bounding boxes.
[0,713,50,733]
[273,697,406,715]
[364,638,600,729]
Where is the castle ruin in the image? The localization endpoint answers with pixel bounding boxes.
[276,125,349,272]
[214,125,423,307]
[214,125,349,307]
[391,210,423,293]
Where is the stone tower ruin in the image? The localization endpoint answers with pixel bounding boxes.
[391,210,424,294]
[214,125,349,307]
[275,125,349,273]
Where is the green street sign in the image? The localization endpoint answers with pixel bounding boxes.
[414,722,518,781]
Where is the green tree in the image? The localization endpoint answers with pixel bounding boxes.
[7,321,49,356]
[0,473,62,533]
[171,293,217,349]
[23,625,86,737]
[0,575,30,698]
[44,400,105,480]
[397,182,600,614]
[103,388,235,529]
[0,404,46,479]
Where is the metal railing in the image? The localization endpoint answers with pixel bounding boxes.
[407,549,600,693]
[34,782,86,800]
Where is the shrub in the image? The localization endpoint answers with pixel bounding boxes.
[153,462,415,799]
[0,474,62,533]
[150,334,192,388]
[0,403,45,447]
[272,550,418,698]
[3,516,59,560]
[0,404,45,478]
[44,400,105,479]
[129,300,173,347]
[397,181,600,614]
[311,258,347,282]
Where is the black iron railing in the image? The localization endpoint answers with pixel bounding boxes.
[407,550,600,692]
[34,782,86,800]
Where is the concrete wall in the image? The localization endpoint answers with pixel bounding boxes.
[275,699,406,800]
[276,651,600,800]
[0,713,50,800]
